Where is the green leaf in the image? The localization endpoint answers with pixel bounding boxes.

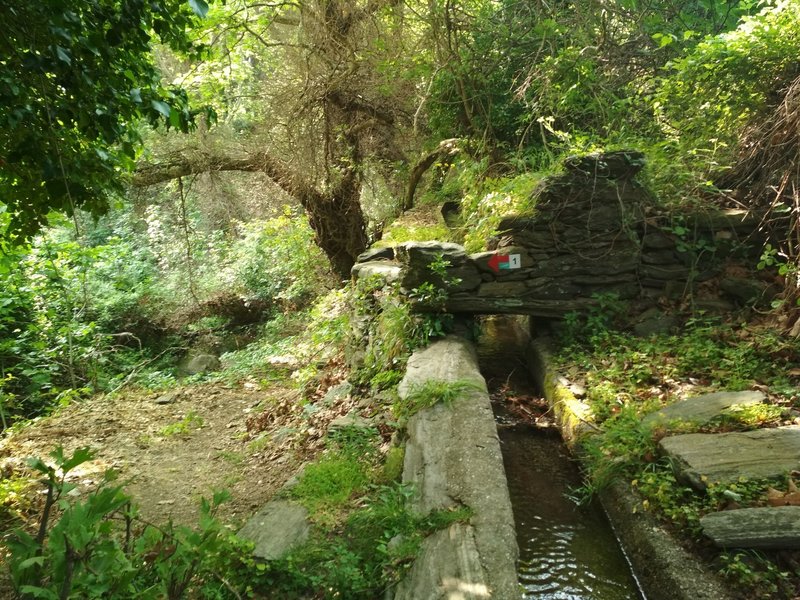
[151,100,171,118]
[25,457,53,476]
[129,88,142,103]
[55,45,71,65]
[169,108,182,129]
[19,586,59,600]
[60,446,94,473]
[17,556,46,570]
[188,0,210,18]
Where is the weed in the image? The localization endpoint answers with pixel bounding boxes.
[559,293,627,348]
[246,433,271,453]
[575,406,658,500]
[159,410,204,437]
[718,550,792,599]
[327,425,381,459]
[379,222,453,245]
[216,450,244,465]
[392,379,482,424]
[268,483,473,599]
[291,453,370,519]
[0,474,33,531]
[706,403,784,431]
[6,446,255,599]
[370,369,404,390]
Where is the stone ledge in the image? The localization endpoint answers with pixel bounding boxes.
[392,336,520,600]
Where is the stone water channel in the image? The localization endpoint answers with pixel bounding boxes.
[476,315,644,600]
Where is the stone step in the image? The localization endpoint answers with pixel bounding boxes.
[701,506,800,550]
[659,426,800,489]
[643,390,765,427]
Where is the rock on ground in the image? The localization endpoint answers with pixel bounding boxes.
[643,390,765,427]
[238,500,310,559]
[660,426,800,488]
[701,506,800,550]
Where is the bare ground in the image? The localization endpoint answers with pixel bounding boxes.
[0,378,346,530]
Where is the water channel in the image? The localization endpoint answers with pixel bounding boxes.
[476,315,644,600]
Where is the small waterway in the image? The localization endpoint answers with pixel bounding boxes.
[477,316,644,600]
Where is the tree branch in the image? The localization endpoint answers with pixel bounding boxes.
[132,149,320,205]
[404,138,461,211]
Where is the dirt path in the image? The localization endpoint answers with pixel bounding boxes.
[0,381,321,528]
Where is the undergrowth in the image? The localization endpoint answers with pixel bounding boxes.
[555,302,800,598]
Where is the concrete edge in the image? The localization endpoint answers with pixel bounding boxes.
[527,336,735,600]
[393,335,521,600]
[527,337,597,448]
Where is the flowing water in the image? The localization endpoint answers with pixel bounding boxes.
[476,316,644,600]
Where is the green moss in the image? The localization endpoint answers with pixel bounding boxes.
[380,445,405,483]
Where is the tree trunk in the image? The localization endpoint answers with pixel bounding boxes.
[296,180,368,279]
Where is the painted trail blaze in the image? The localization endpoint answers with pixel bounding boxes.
[488,253,522,273]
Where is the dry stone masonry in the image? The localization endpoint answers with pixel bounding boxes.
[353,151,772,318]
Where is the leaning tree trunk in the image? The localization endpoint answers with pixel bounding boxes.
[132,149,368,280]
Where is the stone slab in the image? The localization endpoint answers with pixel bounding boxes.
[643,390,765,427]
[392,523,489,600]
[238,500,310,560]
[395,336,520,599]
[701,506,800,549]
[660,427,800,488]
[351,261,402,283]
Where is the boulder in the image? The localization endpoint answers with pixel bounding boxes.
[321,381,354,406]
[328,410,373,432]
[185,353,221,374]
[238,500,310,560]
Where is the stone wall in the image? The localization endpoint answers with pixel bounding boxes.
[352,152,773,318]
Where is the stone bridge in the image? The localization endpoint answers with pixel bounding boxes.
[353,152,772,321]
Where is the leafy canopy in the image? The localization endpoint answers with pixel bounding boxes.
[0,0,211,238]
